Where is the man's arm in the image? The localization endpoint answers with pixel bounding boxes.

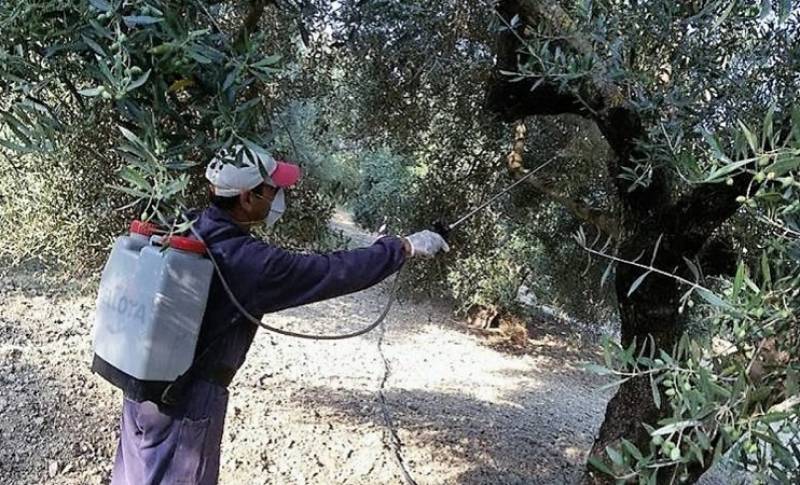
[250,236,408,314]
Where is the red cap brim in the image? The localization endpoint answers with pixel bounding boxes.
[271,161,301,188]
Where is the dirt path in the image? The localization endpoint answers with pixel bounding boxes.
[0,267,606,485]
[0,215,734,484]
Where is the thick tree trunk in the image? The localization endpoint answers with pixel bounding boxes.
[584,231,685,484]
[487,2,750,483]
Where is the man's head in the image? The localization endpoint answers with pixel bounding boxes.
[205,145,301,227]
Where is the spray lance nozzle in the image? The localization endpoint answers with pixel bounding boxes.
[430,155,560,237]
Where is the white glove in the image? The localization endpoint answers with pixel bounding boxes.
[404,230,450,258]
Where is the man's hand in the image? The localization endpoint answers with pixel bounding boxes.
[403,230,450,258]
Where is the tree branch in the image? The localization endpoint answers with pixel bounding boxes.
[665,114,799,244]
[665,175,748,248]
[492,8,665,217]
[507,121,621,238]
[487,76,594,121]
[60,74,85,112]
[513,0,627,111]
[235,0,275,47]
[487,2,599,120]
[594,108,671,218]
[489,0,671,219]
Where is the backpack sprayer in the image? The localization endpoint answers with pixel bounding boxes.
[91,157,556,403]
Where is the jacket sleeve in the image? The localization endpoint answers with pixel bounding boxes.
[250,236,407,314]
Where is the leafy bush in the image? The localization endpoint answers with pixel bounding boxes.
[350,148,417,232]
[260,100,360,251]
[0,114,132,272]
[0,2,354,270]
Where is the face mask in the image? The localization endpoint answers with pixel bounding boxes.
[265,188,285,227]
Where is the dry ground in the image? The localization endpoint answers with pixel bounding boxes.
[0,213,740,484]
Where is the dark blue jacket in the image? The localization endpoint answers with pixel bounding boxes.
[193,205,407,372]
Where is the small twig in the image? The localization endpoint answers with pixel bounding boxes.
[494,9,532,48]
[61,74,86,112]
[576,238,715,296]
[276,114,304,164]
[569,86,600,117]
[0,150,22,175]
[745,338,768,378]
[194,0,225,34]
[660,122,677,157]
[753,212,800,239]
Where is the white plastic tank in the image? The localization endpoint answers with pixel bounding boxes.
[93,221,214,382]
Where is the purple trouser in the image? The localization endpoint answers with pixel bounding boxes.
[111,380,229,485]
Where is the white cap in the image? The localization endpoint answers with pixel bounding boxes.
[205,144,301,197]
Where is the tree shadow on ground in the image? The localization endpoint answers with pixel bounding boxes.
[265,276,607,380]
[253,269,611,484]
[290,382,606,485]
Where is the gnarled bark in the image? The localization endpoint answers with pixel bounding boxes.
[487,1,750,483]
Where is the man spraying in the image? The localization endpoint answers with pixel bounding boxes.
[110,145,449,484]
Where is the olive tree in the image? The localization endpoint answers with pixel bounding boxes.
[287,0,620,320]
[0,0,349,268]
[487,0,799,482]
